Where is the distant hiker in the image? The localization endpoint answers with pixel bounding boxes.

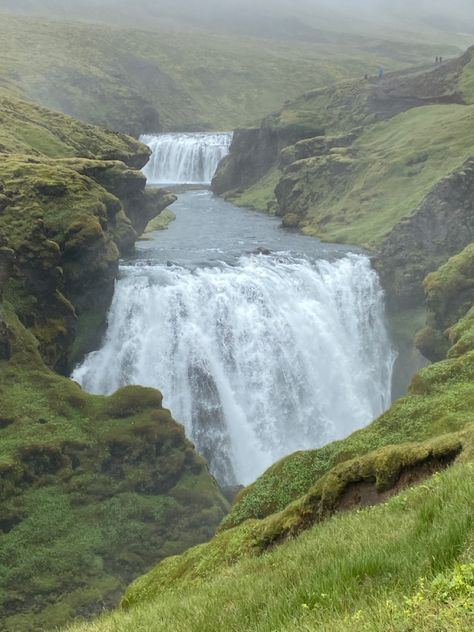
[364,73,369,80]
[435,56,439,64]
[440,56,443,64]
[378,68,384,79]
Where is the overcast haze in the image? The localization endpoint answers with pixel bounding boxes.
[0,0,474,41]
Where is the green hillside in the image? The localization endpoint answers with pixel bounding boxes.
[218,49,474,249]
[0,13,449,134]
[0,91,228,631]
[63,244,474,632]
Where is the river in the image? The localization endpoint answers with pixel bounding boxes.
[73,133,395,485]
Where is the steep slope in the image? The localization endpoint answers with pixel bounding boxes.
[63,246,474,631]
[0,92,178,371]
[0,96,228,631]
[0,13,448,134]
[214,48,474,326]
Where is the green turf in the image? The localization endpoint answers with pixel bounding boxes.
[64,459,474,632]
[0,13,448,134]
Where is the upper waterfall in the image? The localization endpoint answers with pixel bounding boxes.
[140,132,232,185]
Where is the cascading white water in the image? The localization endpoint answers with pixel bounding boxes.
[140,132,232,185]
[73,254,395,485]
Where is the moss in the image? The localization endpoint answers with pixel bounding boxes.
[103,386,164,418]
[448,307,474,357]
[424,243,474,327]
[415,244,474,361]
[225,167,281,212]
[0,93,150,167]
[273,105,474,248]
[0,303,228,631]
[415,325,451,362]
[143,208,176,233]
[119,442,473,615]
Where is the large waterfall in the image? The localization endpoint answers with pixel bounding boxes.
[140,132,232,185]
[73,253,394,485]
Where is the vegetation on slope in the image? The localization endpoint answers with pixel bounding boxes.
[0,13,448,134]
[0,92,177,370]
[276,104,474,247]
[0,0,472,49]
[216,49,474,249]
[0,92,228,631]
[0,303,228,632]
[65,458,474,632]
[63,241,474,632]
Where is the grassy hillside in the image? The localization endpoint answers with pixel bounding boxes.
[0,13,449,134]
[65,463,474,632]
[0,0,472,49]
[0,93,150,164]
[0,92,229,631]
[280,104,474,246]
[62,242,474,632]
[220,49,474,249]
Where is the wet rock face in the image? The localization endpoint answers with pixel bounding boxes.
[0,246,14,298]
[0,157,175,371]
[211,125,321,195]
[375,158,474,311]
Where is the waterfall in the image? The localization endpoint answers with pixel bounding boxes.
[73,254,395,486]
[140,132,232,185]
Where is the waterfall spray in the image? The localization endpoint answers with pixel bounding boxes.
[140,132,232,184]
[74,254,395,485]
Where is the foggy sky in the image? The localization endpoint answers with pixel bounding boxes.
[0,0,473,38]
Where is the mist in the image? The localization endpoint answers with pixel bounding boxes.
[1,0,473,40]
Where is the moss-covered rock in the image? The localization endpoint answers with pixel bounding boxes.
[0,107,175,370]
[0,303,228,632]
[415,243,474,361]
[0,89,212,632]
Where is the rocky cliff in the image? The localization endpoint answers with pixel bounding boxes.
[0,96,228,632]
[0,94,177,372]
[213,48,474,387]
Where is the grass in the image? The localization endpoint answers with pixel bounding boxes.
[0,304,228,632]
[225,167,280,212]
[282,104,474,247]
[143,208,176,233]
[0,13,449,134]
[216,48,474,250]
[0,93,149,166]
[64,460,474,632]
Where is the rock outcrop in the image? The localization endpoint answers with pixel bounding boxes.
[0,155,176,373]
[375,159,474,311]
[211,125,322,195]
[0,96,226,632]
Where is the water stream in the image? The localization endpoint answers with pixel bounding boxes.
[73,134,395,485]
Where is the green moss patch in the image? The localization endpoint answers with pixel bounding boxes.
[65,459,474,632]
[0,303,228,631]
[276,105,474,248]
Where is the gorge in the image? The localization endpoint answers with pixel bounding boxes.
[1,6,473,630]
[73,136,395,484]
